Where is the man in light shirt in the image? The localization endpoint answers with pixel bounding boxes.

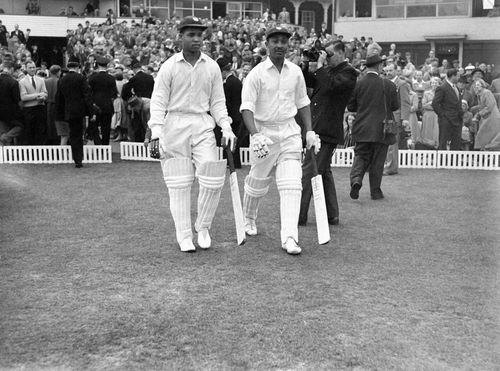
[19,61,48,144]
[240,27,320,255]
[148,16,236,253]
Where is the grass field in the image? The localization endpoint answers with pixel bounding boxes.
[1,156,499,370]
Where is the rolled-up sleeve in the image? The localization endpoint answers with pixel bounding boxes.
[295,73,310,109]
[148,61,171,138]
[240,70,258,113]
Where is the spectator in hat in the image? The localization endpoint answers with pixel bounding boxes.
[88,56,118,145]
[347,54,399,201]
[55,60,95,167]
[0,61,23,145]
[147,16,236,252]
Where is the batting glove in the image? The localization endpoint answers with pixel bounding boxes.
[306,130,320,154]
[222,127,237,153]
[251,132,273,158]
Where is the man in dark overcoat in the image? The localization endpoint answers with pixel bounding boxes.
[0,61,23,145]
[56,60,94,168]
[299,40,358,226]
[88,56,118,145]
[347,54,399,200]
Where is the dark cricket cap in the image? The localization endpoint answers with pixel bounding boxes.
[178,16,207,32]
[67,55,80,68]
[265,26,291,40]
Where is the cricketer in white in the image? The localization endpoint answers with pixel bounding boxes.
[148,16,236,252]
[240,27,320,255]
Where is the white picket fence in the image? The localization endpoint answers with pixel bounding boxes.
[0,145,112,164]
[119,142,500,170]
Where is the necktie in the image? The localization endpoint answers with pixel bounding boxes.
[31,76,36,90]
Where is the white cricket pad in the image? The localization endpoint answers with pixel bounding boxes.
[243,175,273,221]
[162,157,195,244]
[276,160,302,244]
[195,160,227,232]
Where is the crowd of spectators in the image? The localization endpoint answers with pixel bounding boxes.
[0,10,499,150]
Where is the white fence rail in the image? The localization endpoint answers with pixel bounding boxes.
[0,145,112,164]
[119,142,500,170]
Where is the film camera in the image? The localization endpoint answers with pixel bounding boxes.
[302,47,322,62]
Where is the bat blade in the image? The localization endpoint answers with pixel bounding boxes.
[311,174,330,245]
[229,171,246,245]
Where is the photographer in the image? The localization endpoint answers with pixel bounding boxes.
[299,41,358,226]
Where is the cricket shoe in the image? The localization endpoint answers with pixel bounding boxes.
[179,238,196,253]
[281,237,302,255]
[197,229,211,249]
[245,218,258,236]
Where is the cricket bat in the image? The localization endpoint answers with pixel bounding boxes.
[225,147,246,246]
[310,148,330,245]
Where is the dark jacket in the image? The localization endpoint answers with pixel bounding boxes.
[224,74,243,127]
[432,80,463,126]
[55,71,94,120]
[122,71,154,100]
[88,70,118,114]
[10,29,26,44]
[305,61,358,144]
[347,72,399,143]
[0,72,22,121]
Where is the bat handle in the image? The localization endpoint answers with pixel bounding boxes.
[225,146,236,173]
[309,146,319,176]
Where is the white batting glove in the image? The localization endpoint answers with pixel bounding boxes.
[306,131,320,154]
[222,127,237,153]
[251,132,273,158]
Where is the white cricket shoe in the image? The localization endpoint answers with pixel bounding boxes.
[197,229,211,249]
[179,238,196,252]
[245,218,258,236]
[282,237,301,255]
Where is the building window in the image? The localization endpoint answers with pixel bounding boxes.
[226,2,262,19]
[375,0,468,18]
[339,0,355,17]
[149,0,169,19]
[175,0,211,19]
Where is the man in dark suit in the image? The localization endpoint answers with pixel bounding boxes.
[347,54,399,200]
[432,68,463,150]
[122,62,154,142]
[56,61,94,168]
[299,40,358,226]
[10,24,26,45]
[88,56,118,145]
[0,61,23,145]
[215,57,246,168]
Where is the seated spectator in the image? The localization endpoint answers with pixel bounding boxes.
[26,0,40,15]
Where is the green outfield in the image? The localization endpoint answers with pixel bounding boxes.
[1,158,499,370]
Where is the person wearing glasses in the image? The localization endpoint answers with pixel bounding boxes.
[299,41,358,226]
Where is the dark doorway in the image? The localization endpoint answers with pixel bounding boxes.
[213,2,226,18]
[435,42,459,65]
[28,37,67,66]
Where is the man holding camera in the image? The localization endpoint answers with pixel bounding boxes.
[299,41,358,226]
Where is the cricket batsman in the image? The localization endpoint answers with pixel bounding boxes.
[240,27,320,255]
[148,16,236,252]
